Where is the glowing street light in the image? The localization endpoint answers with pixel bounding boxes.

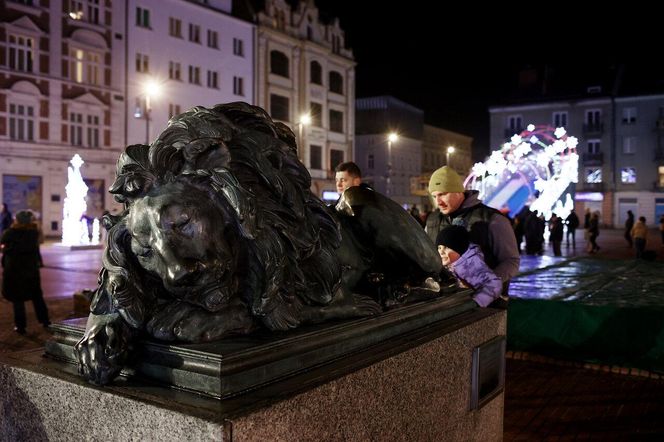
[386,132,399,196]
[446,146,455,165]
[135,79,162,144]
[296,113,311,161]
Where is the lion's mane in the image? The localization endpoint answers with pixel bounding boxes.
[93,102,342,333]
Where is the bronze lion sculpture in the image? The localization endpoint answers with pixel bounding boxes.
[75,102,445,385]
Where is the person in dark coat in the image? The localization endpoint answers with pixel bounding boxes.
[1,210,50,334]
[0,203,11,234]
[624,210,635,248]
[565,209,580,248]
[588,211,601,253]
[549,213,564,257]
[524,210,542,255]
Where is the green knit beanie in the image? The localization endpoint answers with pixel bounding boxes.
[428,166,464,193]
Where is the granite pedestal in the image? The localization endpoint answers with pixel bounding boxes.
[0,295,506,441]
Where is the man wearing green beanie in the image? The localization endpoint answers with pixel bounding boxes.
[425,166,519,308]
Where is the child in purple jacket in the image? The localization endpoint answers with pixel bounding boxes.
[436,225,502,307]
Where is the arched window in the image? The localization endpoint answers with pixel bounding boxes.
[310,61,322,85]
[270,50,289,78]
[329,71,343,94]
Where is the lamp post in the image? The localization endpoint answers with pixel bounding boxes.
[386,132,398,196]
[446,146,455,167]
[136,79,161,145]
[297,113,311,162]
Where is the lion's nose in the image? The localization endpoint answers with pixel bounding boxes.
[166,264,199,286]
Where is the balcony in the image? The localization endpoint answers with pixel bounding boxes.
[504,128,524,139]
[582,182,604,192]
[582,123,604,136]
[582,152,604,165]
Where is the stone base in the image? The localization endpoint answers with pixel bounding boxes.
[1,308,506,441]
[45,294,477,399]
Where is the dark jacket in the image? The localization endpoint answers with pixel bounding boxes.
[1,224,43,302]
[425,191,520,292]
[566,212,579,230]
[550,217,564,242]
[0,210,11,231]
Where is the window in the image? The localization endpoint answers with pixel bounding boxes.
[329,71,343,94]
[586,109,601,125]
[553,111,568,128]
[207,70,218,89]
[621,167,636,184]
[136,6,150,28]
[169,17,182,38]
[8,34,34,72]
[188,65,200,84]
[9,103,35,141]
[168,103,181,119]
[135,53,149,73]
[233,38,244,56]
[69,48,101,85]
[507,115,522,132]
[622,107,637,124]
[659,166,664,187]
[368,154,374,169]
[310,145,322,169]
[310,102,322,127]
[587,139,600,154]
[329,109,343,133]
[270,94,289,121]
[69,112,83,146]
[270,50,289,77]
[332,35,341,54]
[70,0,100,24]
[310,61,322,85]
[623,136,636,154]
[168,61,181,80]
[276,10,286,30]
[233,76,244,96]
[585,167,602,183]
[86,114,99,148]
[330,149,344,171]
[69,1,100,24]
[207,30,218,49]
[67,110,101,147]
[189,24,200,43]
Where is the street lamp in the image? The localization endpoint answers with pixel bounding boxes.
[446,146,455,166]
[135,79,161,144]
[386,132,399,196]
[296,113,311,162]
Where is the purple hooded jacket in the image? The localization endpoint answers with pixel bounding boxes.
[449,244,503,307]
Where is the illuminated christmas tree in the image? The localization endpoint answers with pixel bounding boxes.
[61,154,91,246]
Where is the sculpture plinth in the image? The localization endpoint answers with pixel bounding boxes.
[47,293,474,398]
[2,301,506,441]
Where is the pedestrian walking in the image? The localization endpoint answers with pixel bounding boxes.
[1,210,50,334]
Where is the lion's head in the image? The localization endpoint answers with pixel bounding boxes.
[94,103,342,337]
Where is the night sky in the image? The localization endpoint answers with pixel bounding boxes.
[310,2,659,161]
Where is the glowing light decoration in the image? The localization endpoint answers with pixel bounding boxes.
[465,125,579,220]
[61,154,91,246]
